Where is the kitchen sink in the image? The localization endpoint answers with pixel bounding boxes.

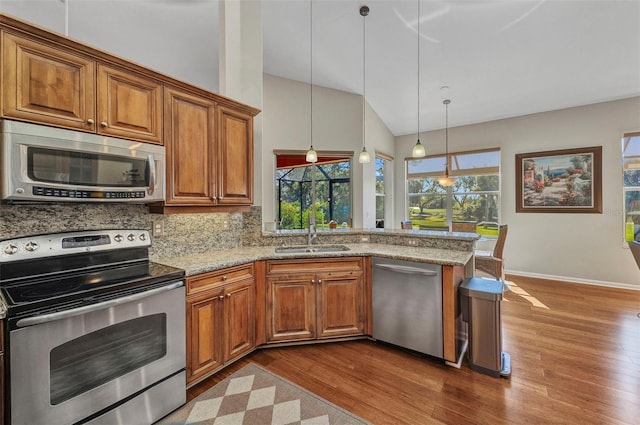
[275,244,350,253]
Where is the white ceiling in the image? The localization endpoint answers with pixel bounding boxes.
[1,0,639,136]
[263,0,640,135]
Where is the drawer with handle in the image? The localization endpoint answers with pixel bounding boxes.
[186,263,254,296]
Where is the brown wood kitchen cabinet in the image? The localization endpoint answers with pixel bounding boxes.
[162,87,217,206]
[153,89,255,213]
[265,257,366,343]
[1,31,162,144]
[216,105,254,206]
[185,264,255,387]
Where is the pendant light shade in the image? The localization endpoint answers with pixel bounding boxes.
[306,0,317,163]
[358,5,371,164]
[412,0,426,159]
[437,173,456,187]
[438,99,456,187]
[305,147,317,163]
[359,147,371,163]
[412,140,426,157]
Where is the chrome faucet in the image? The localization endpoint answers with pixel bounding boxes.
[308,219,318,245]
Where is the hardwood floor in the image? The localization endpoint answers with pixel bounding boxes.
[187,275,640,424]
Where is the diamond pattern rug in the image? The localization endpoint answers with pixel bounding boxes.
[156,363,370,425]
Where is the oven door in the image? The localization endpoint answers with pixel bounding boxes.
[9,282,185,425]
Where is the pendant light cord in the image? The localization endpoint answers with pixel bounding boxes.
[444,99,450,174]
[362,6,367,152]
[417,0,420,144]
[310,0,313,150]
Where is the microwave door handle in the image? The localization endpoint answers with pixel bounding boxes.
[147,154,156,195]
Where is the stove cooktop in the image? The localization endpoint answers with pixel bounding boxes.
[0,230,184,318]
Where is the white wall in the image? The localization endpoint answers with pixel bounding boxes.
[396,97,640,288]
[0,1,220,92]
[261,74,395,228]
[362,102,395,229]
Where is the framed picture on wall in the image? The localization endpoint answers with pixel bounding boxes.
[515,146,602,213]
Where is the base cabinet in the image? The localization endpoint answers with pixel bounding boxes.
[186,265,255,386]
[266,257,366,344]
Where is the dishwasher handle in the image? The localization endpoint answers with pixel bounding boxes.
[374,263,438,276]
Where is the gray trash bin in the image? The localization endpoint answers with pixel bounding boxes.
[460,277,511,378]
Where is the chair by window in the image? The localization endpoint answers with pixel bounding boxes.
[628,240,640,270]
[401,220,413,229]
[475,224,508,280]
[451,221,477,233]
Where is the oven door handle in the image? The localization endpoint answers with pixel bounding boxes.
[15,281,184,328]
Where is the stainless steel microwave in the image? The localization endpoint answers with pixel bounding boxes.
[0,120,165,203]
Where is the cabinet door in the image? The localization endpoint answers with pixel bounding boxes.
[97,64,162,144]
[223,280,255,362]
[164,87,216,205]
[216,106,253,205]
[267,274,316,343]
[2,32,96,130]
[317,271,365,338]
[186,290,223,384]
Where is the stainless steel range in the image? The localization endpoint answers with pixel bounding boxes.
[0,229,186,425]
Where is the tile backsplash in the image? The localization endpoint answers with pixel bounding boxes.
[0,203,246,259]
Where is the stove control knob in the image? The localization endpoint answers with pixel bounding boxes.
[3,244,18,255]
[25,242,39,252]
[139,233,147,241]
[127,233,136,242]
[114,234,123,243]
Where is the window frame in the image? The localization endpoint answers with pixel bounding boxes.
[405,148,501,231]
[622,132,640,242]
[274,150,354,229]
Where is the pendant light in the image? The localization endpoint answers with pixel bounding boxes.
[437,99,456,187]
[358,5,371,164]
[411,0,426,158]
[305,0,317,163]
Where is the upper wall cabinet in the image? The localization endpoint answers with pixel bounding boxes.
[1,32,96,131]
[1,32,163,144]
[217,106,254,206]
[163,87,217,206]
[97,64,162,144]
[154,88,255,213]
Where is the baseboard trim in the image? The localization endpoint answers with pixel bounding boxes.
[505,269,640,291]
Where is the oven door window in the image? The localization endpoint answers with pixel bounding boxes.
[49,314,167,405]
[28,147,149,187]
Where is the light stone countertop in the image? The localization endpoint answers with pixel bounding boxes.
[153,243,473,277]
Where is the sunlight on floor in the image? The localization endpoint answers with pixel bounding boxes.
[504,280,550,309]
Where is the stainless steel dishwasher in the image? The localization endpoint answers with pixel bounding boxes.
[372,257,443,358]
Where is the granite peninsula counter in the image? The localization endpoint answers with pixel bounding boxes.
[153,243,474,276]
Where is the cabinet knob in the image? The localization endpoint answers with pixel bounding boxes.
[317,279,322,284]
[226,293,231,298]
[218,295,224,301]
[212,196,218,201]
[222,275,228,281]
[87,119,95,125]
[100,121,108,127]
[311,279,315,284]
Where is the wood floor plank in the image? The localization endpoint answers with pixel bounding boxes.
[186,275,640,424]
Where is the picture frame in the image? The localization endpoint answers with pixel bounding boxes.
[515,146,602,213]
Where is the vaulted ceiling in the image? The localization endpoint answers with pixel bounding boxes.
[2,0,639,136]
